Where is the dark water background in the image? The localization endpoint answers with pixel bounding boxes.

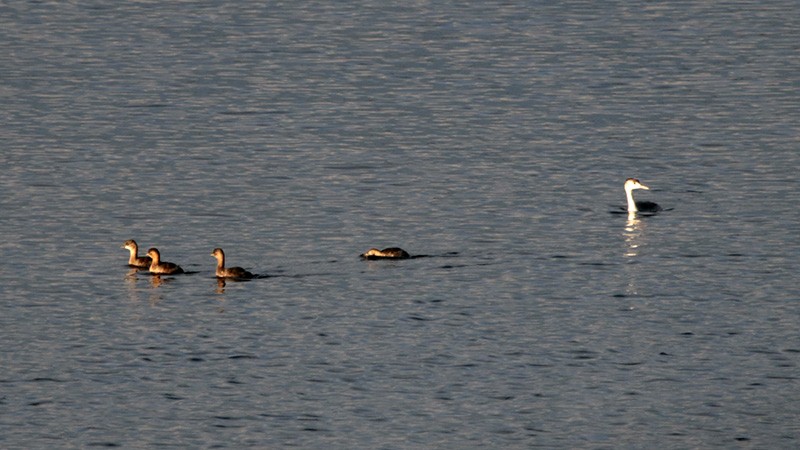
[1,1,798,448]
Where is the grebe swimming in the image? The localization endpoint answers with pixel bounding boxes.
[211,248,254,279]
[624,178,662,213]
[122,239,152,268]
[146,248,184,274]
[360,247,411,260]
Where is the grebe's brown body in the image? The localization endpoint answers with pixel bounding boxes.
[122,239,152,268]
[211,248,254,279]
[146,248,184,275]
[360,247,411,260]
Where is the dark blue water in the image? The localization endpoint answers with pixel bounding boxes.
[1,1,798,448]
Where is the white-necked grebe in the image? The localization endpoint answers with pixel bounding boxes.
[360,247,411,259]
[122,239,152,268]
[146,248,184,275]
[624,178,662,213]
[211,248,254,279]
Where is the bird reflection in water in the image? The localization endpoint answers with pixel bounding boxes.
[149,274,179,288]
[124,269,143,303]
[123,270,175,305]
[624,212,644,258]
[213,279,228,313]
[125,268,141,282]
[622,212,647,297]
[216,278,227,294]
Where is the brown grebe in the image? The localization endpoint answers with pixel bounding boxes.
[146,248,184,275]
[624,178,662,213]
[211,248,254,279]
[122,239,152,268]
[360,247,411,259]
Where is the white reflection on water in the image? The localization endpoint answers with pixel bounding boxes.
[622,213,647,298]
[623,212,644,259]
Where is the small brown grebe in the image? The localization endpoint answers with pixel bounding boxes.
[146,248,184,275]
[624,178,663,213]
[360,247,411,260]
[122,239,152,268]
[211,248,254,279]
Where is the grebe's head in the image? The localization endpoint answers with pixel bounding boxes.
[361,248,382,258]
[211,248,224,258]
[625,178,650,191]
[146,248,160,259]
[122,239,138,250]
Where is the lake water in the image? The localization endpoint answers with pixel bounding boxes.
[1,1,799,448]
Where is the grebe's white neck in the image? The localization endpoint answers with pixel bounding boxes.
[625,184,638,212]
[624,178,649,213]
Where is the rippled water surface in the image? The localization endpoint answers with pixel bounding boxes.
[1,1,799,448]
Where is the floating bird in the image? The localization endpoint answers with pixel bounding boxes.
[624,178,662,213]
[146,248,184,275]
[121,239,152,268]
[360,247,411,260]
[211,248,254,279]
